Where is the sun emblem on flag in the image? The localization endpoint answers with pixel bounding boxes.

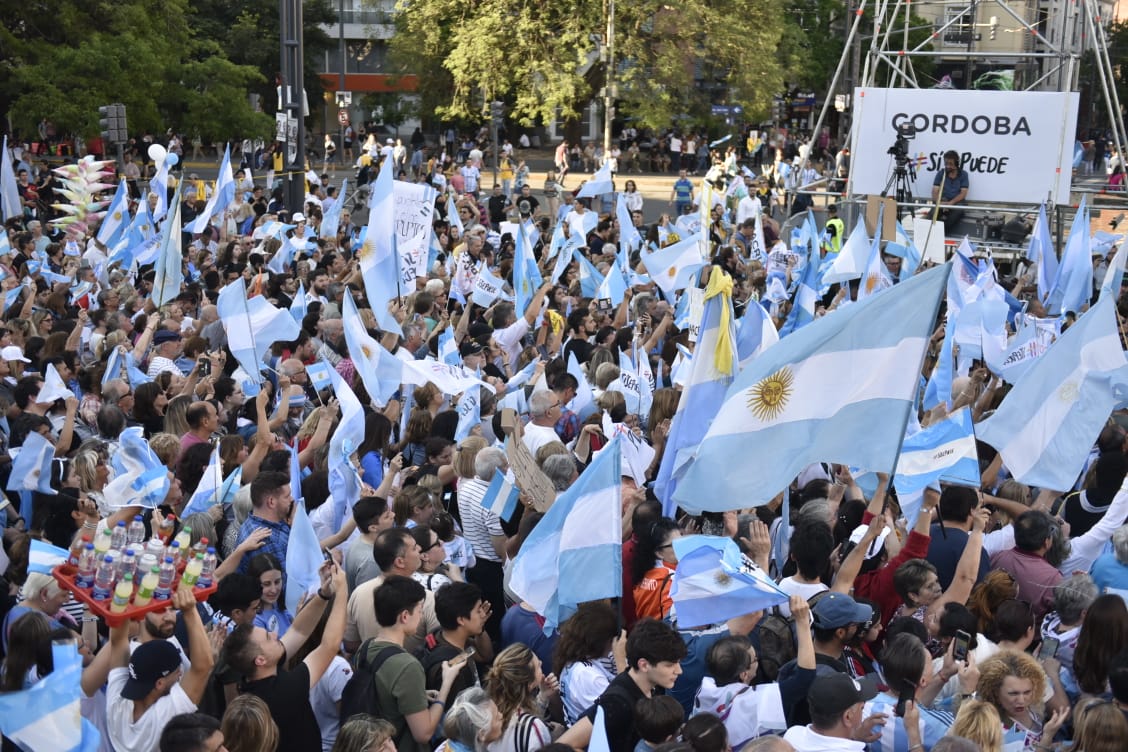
[357,239,375,261]
[666,267,677,278]
[1057,380,1080,403]
[113,211,123,221]
[746,367,794,421]
[361,344,374,359]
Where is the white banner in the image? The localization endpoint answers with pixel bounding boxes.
[393,181,437,283]
[849,88,1078,205]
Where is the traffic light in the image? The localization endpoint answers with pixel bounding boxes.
[989,16,998,40]
[98,104,128,144]
[490,101,504,125]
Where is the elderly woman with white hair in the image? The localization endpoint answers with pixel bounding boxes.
[1090,523,1128,599]
[436,687,504,752]
[1,572,75,654]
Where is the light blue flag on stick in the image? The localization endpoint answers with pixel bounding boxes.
[595,262,628,306]
[883,220,922,281]
[151,180,184,307]
[0,641,101,751]
[589,706,611,752]
[513,225,539,314]
[124,352,153,387]
[285,494,324,614]
[575,161,614,199]
[8,431,57,496]
[438,328,461,367]
[321,178,347,240]
[454,385,481,442]
[566,353,596,420]
[778,242,822,337]
[0,136,21,221]
[1026,203,1058,305]
[447,193,463,236]
[977,295,1128,490]
[654,274,739,515]
[104,427,169,508]
[186,145,234,234]
[357,160,404,337]
[736,295,779,367]
[290,282,308,323]
[182,445,241,518]
[1099,237,1126,301]
[894,408,980,494]
[923,243,980,411]
[508,437,623,631]
[673,264,950,513]
[641,233,706,297]
[616,193,642,253]
[575,252,604,298]
[480,468,520,522]
[102,346,126,387]
[341,289,393,405]
[1046,197,1092,316]
[217,277,299,385]
[306,361,333,393]
[28,538,69,574]
[95,179,130,247]
[671,538,788,628]
[326,358,366,526]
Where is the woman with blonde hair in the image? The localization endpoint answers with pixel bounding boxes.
[70,449,111,517]
[331,715,395,752]
[220,694,279,752]
[976,651,1068,745]
[948,700,1003,752]
[162,394,193,438]
[394,484,437,528]
[414,382,444,418]
[1070,698,1128,752]
[485,644,557,752]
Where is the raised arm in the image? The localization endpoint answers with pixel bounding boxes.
[302,563,348,687]
[833,513,886,594]
[281,561,334,660]
[175,586,215,705]
[522,282,553,326]
[928,506,988,619]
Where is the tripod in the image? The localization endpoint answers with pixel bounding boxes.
[881,157,916,206]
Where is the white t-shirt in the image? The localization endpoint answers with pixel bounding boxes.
[493,317,530,371]
[560,657,617,725]
[106,667,197,752]
[777,577,829,618]
[311,656,354,752]
[522,422,560,456]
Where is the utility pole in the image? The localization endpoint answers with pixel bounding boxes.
[338,0,346,174]
[602,0,615,162]
[280,0,306,215]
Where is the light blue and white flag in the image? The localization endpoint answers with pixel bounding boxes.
[181,445,241,518]
[454,385,481,442]
[575,252,604,298]
[321,178,347,240]
[403,358,494,397]
[437,327,461,367]
[575,161,614,199]
[217,277,299,385]
[824,216,869,284]
[290,282,308,323]
[28,538,69,574]
[342,289,396,406]
[1099,235,1126,301]
[506,358,541,390]
[508,437,622,631]
[306,360,333,393]
[589,705,611,752]
[151,180,184,307]
[672,264,950,513]
[326,358,365,526]
[95,180,130,247]
[105,426,169,508]
[357,162,404,336]
[894,408,979,494]
[447,193,463,236]
[124,352,153,387]
[641,233,706,296]
[923,242,981,411]
[150,155,171,223]
[655,274,739,514]
[0,137,21,222]
[38,363,74,403]
[778,244,822,337]
[977,295,1128,490]
[671,539,788,628]
[595,262,628,306]
[1046,197,1093,316]
[1026,202,1058,304]
[566,352,596,420]
[8,431,56,496]
[0,641,101,751]
[471,265,506,308]
[858,207,893,299]
[883,221,922,282]
[480,468,520,522]
[285,494,324,614]
[736,295,779,366]
[186,145,235,234]
[616,193,642,253]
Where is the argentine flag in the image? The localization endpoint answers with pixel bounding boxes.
[480,468,520,522]
[454,385,481,442]
[894,408,980,494]
[575,161,614,199]
[673,264,950,513]
[509,437,623,631]
[977,295,1128,490]
[105,427,170,508]
[8,431,57,496]
[28,538,70,574]
[671,538,788,628]
[641,233,706,296]
[0,642,101,751]
[181,445,241,518]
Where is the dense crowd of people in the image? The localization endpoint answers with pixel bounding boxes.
[0,128,1126,752]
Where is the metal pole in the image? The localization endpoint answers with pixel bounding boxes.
[964,0,976,88]
[281,0,306,216]
[603,0,615,162]
[338,0,346,174]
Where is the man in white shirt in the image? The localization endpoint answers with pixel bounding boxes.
[460,160,481,197]
[523,389,563,454]
[106,588,214,752]
[489,282,553,371]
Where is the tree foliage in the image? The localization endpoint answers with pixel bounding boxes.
[389,0,790,130]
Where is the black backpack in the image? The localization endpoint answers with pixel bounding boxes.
[339,639,406,721]
[756,607,797,681]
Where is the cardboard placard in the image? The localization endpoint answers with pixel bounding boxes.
[499,408,556,512]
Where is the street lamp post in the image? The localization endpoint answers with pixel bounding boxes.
[338,0,346,173]
[602,0,615,163]
[280,0,306,215]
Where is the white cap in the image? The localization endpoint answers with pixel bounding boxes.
[848,523,892,560]
[292,212,306,223]
[1,346,29,363]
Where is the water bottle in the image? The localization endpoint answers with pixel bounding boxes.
[154,557,176,601]
[121,548,137,582]
[127,515,146,546]
[135,567,159,607]
[145,538,166,561]
[138,553,159,584]
[110,520,127,551]
[110,573,133,613]
[69,534,92,566]
[181,553,204,588]
[108,549,124,581]
[198,547,218,588]
[173,525,192,554]
[191,537,209,558]
[165,541,182,567]
[76,544,97,588]
[93,529,113,558]
[92,556,116,601]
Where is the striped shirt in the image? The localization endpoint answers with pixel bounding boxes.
[862,693,953,752]
[457,477,504,563]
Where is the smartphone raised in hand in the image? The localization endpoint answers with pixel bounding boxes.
[953,629,971,663]
[894,678,917,718]
[1037,636,1060,660]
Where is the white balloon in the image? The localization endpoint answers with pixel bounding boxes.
[166,153,179,166]
[148,144,167,163]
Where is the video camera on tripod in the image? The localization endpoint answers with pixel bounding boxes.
[887,122,917,164]
[881,122,918,204]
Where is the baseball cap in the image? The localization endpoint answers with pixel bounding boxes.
[153,330,181,345]
[459,341,484,357]
[121,640,182,700]
[807,672,878,716]
[812,592,873,629]
[1,346,29,363]
[292,212,306,223]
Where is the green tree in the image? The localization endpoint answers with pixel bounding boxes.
[388,0,789,130]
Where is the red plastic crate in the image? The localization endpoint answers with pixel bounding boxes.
[53,564,217,627]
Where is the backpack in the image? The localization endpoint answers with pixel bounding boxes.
[339,639,406,721]
[756,607,797,681]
